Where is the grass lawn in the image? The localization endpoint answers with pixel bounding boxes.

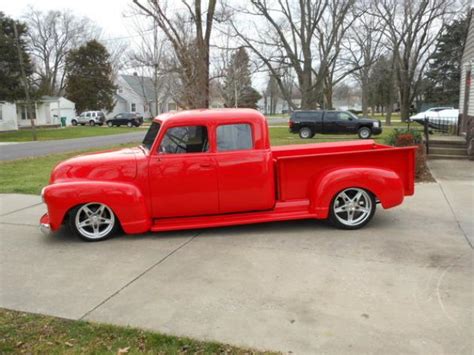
[0,143,139,195]
[0,126,144,142]
[268,123,410,146]
[0,123,420,195]
[0,308,272,354]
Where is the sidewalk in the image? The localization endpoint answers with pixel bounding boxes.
[428,159,474,247]
[0,178,472,354]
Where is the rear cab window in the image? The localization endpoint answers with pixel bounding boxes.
[216,123,253,152]
[295,112,323,121]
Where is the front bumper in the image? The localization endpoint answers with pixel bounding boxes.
[372,127,382,135]
[40,213,52,236]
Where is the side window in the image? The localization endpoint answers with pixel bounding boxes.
[324,112,337,120]
[159,125,208,154]
[86,112,91,118]
[217,123,253,152]
[338,112,352,121]
[116,114,123,119]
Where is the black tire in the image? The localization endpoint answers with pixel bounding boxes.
[68,203,119,242]
[71,119,78,126]
[328,187,376,230]
[89,120,95,126]
[127,121,133,128]
[107,121,113,127]
[358,127,372,139]
[299,127,313,139]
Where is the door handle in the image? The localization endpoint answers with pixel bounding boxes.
[200,163,212,168]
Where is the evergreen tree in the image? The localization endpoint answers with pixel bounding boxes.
[222,47,261,109]
[423,14,470,105]
[65,40,116,113]
[0,12,33,101]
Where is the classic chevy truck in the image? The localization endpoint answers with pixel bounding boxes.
[40,109,416,241]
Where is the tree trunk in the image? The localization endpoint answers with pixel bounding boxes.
[399,83,411,122]
[361,78,369,116]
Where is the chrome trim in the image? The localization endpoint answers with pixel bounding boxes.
[40,223,51,236]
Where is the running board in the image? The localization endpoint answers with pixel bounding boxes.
[151,200,317,232]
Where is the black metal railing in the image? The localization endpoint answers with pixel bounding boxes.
[407,115,460,155]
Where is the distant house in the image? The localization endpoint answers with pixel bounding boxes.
[112,74,177,119]
[0,96,76,132]
[0,102,18,131]
[460,9,474,156]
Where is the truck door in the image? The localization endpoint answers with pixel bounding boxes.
[214,123,275,214]
[322,111,338,133]
[335,111,358,133]
[149,124,219,218]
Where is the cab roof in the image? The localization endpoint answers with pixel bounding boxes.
[152,108,265,124]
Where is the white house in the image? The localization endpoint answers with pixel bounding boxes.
[111,74,177,119]
[0,96,76,131]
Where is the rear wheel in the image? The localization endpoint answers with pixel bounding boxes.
[299,127,313,139]
[358,127,372,139]
[69,202,118,242]
[328,187,376,230]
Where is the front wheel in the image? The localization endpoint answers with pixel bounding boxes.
[89,120,96,126]
[107,121,113,127]
[358,127,372,139]
[127,121,133,128]
[69,202,119,242]
[328,187,376,230]
[71,119,78,126]
[299,127,313,139]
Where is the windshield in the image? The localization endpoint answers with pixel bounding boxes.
[142,122,161,150]
[348,112,359,120]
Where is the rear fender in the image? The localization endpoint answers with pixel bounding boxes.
[310,168,404,218]
[43,181,150,234]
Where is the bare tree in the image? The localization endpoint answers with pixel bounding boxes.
[373,0,457,121]
[23,7,99,96]
[344,4,386,115]
[132,0,218,109]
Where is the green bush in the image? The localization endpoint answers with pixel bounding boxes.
[384,128,423,146]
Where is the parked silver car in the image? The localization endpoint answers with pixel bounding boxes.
[71,111,106,126]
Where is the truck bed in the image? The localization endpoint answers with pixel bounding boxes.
[272,140,416,202]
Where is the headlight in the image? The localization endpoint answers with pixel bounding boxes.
[373,121,379,128]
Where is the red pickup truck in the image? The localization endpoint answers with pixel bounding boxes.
[40,109,416,241]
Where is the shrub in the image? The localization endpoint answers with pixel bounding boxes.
[385,128,428,181]
[384,128,422,146]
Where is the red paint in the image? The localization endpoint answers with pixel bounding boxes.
[41,109,416,234]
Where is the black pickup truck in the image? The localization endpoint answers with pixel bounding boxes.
[289,110,382,139]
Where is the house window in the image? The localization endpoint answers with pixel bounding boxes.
[131,103,136,112]
[19,104,36,120]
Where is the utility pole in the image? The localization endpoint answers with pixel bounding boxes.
[13,23,37,141]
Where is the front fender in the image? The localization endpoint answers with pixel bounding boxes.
[310,167,404,218]
[43,181,150,234]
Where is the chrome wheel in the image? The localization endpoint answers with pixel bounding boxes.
[74,203,115,240]
[332,188,373,227]
[358,127,371,139]
[299,127,312,139]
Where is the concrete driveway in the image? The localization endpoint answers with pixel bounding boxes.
[0,163,472,354]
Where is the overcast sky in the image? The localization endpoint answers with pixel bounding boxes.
[3,0,135,40]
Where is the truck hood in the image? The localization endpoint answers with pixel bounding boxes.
[50,147,140,183]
